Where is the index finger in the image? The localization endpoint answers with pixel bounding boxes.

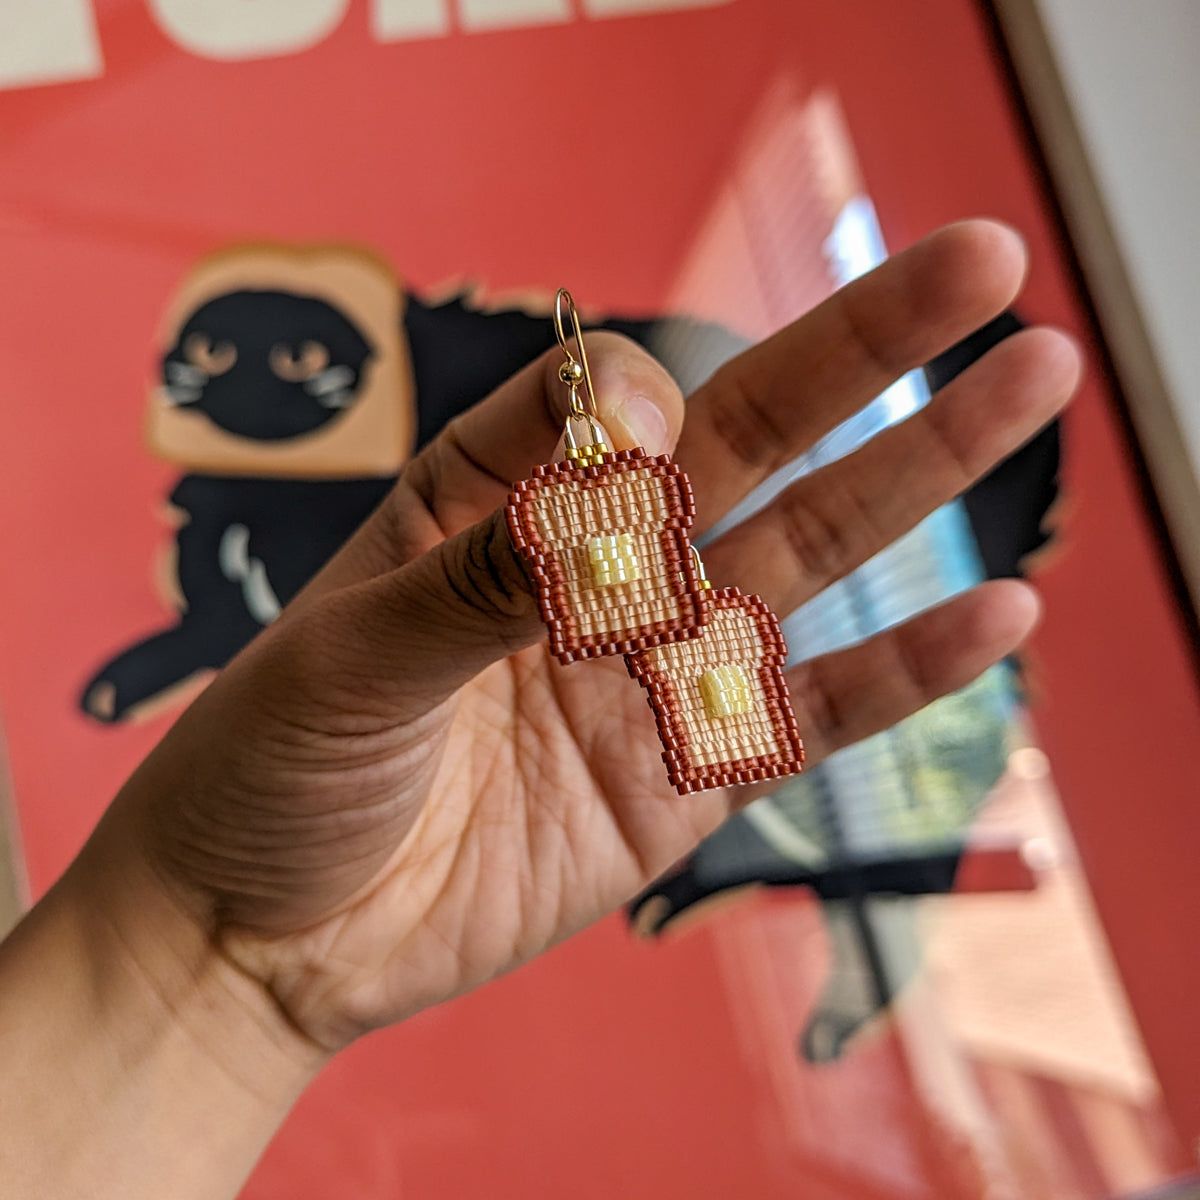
[676,219,1029,530]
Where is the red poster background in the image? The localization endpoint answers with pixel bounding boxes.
[2,1,1199,1195]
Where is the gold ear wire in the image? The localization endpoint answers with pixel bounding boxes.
[554,288,609,465]
[554,288,598,420]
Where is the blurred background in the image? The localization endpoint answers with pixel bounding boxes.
[0,2,1197,1197]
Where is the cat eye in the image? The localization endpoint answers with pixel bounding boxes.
[269,340,330,383]
[182,332,237,375]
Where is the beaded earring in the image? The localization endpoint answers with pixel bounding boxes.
[506,291,804,795]
[506,290,709,664]
[626,551,805,795]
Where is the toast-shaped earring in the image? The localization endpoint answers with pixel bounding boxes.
[626,550,805,795]
[506,290,709,664]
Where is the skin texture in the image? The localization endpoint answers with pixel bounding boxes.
[0,222,1082,1199]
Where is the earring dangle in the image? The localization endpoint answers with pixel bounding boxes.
[625,549,806,795]
[506,290,709,664]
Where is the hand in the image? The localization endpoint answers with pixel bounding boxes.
[86,222,1080,1061]
[2,222,1080,1198]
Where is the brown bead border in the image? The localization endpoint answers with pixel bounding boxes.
[625,587,805,795]
[506,448,708,664]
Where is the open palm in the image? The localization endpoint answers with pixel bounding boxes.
[104,222,1080,1055]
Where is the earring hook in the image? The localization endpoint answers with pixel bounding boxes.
[554,288,610,465]
[554,288,599,422]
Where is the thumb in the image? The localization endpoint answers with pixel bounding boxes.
[273,336,690,723]
[295,506,544,722]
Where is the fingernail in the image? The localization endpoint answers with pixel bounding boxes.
[613,394,669,456]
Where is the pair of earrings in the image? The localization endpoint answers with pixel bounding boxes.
[506,291,805,795]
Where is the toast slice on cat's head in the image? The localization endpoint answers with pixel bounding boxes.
[145,245,413,478]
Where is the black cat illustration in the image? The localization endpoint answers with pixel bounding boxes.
[81,247,412,722]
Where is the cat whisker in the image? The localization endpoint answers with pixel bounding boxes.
[163,385,203,406]
[165,361,208,387]
[306,364,356,397]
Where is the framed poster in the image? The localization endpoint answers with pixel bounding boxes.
[2,2,1198,1196]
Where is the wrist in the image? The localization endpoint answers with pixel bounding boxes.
[0,804,328,1200]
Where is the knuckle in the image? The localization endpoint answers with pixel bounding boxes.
[705,365,787,470]
[778,487,857,586]
[789,659,839,751]
[919,402,976,490]
[839,287,905,380]
[442,511,536,624]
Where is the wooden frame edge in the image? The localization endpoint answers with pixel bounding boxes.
[987,0,1200,624]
